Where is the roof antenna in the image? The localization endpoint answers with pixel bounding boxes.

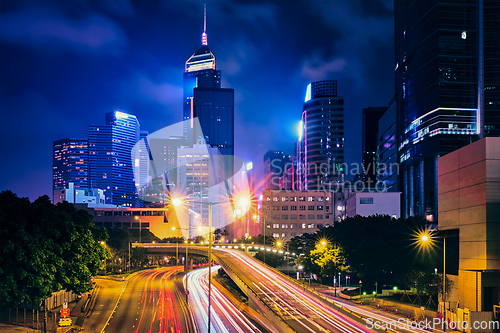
[202,3,207,45]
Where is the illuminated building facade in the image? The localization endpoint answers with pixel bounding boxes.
[395,0,500,220]
[299,80,344,191]
[89,111,140,207]
[183,12,234,179]
[176,139,225,239]
[262,189,343,240]
[53,138,88,200]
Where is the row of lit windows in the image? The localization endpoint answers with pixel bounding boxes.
[268,223,319,229]
[270,205,325,211]
[267,196,329,202]
[270,214,329,220]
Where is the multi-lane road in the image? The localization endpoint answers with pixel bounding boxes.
[102,267,194,333]
[187,266,267,333]
[213,248,381,333]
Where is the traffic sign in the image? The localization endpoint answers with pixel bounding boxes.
[61,308,70,317]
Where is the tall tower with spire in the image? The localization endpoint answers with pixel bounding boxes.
[182,5,234,165]
[183,5,221,137]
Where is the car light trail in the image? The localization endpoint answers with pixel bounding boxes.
[186,266,264,333]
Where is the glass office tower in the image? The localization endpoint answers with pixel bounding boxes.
[183,20,235,179]
[395,0,499,220]
[89,111,140,207]
[300,80,344,191]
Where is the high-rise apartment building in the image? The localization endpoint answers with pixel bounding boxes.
[89,111,140,207]
[395,0,500,220]
[53,138,89,199]
[299,80,344,190]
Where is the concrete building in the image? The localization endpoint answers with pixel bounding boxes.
[77,205,183,240]
[344,192,401,219]
[262,189,344,240]
[53,182,111,207]
[438,137,500,318]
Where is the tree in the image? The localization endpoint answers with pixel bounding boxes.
[0,191,109,308]
[253,251,284,268]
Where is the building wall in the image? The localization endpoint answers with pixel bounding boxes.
[344,192,401,219]
[262,189,340,240]
[80,206,184,240]
[438,137,500,311]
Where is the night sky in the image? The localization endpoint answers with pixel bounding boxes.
[0,0,394,201]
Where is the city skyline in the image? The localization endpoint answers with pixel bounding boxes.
[0,0,395,201]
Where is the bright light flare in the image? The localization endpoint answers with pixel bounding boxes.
[413,228,437,256]
[171,197,182,206]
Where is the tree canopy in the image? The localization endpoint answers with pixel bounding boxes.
[0,191,109,308]
[290,215,438,290]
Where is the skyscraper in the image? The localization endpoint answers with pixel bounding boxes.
[263,150,292,190]
[89,111,140,207]
[53,138,88,199]
[362,107,387,186]
[395,0,499,220]
[183,9,234,177]
[299,80,344,191]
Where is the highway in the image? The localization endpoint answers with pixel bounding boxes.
[186,265,266,333]
[213,248,382,333]
[102,267,194,333]
[326,296,432,333]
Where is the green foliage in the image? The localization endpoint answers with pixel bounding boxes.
[0,191,108,308]
[253,251,284,268]
[292,215,437,290]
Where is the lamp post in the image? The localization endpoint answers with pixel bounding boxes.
[276,240,290,276]
[172,195,250,333]
[171,226,179,264]
[135,216,141,243]
[101,241,106,276]
[418,230,447,331]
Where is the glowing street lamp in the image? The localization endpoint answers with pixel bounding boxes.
[417,229,448,331]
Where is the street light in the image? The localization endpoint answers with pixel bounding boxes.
[101,241,107,276]
[418,230,447,331]
[275,240,290,276]
[135,216,141,243]
[172,194,250,333]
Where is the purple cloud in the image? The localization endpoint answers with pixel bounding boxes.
[0,8,128,54]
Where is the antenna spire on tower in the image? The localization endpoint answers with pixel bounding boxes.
[202,3,207,45]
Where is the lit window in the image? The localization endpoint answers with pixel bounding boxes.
[360,198,374,204]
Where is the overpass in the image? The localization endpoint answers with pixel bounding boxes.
[134,243,380,333]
